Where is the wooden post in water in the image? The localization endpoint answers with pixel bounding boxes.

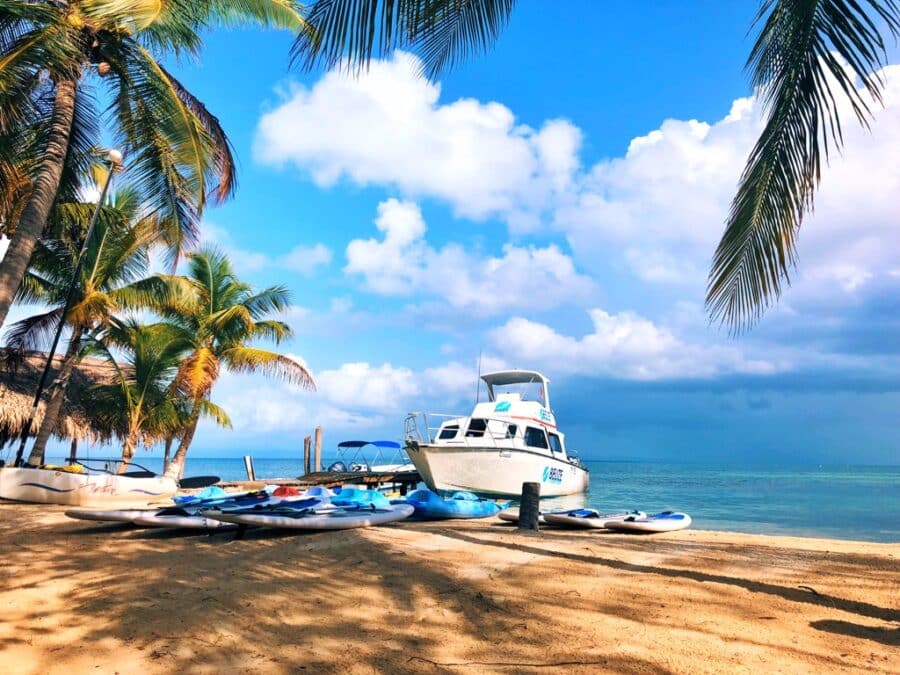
[303,436,312,475]
[314,426,322,472]
[243,455,256,481]
[67,438,77,464]
[518,481,541,532]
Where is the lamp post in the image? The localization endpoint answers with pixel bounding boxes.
[14,149,124,467]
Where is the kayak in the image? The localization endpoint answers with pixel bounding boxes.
[204,503,415,530]
[1,466,177,507]
[605,511,692,533]
[403,489,506,520]
[543,509,645,529]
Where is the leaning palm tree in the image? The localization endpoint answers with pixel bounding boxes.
[0,0,307,328]
[292,0,900,330]
[86,317,232,473]
[157,248,315,480]
[5,189,169,464]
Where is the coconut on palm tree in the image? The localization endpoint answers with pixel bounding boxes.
[86,317,232,473]
[5,189,170,464]
[0,0,308,328]
[292,0,900,329]
[157,248,315,480]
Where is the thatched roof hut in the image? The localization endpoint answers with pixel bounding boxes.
[0,350,118,448]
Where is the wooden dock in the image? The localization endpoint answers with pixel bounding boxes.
[219,469,422,494]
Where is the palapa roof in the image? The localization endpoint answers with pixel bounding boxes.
[0,350,118,447]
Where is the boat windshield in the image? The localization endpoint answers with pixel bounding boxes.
[487,381,546,407]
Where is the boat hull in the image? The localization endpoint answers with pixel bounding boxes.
[406,445,589,497]
[0,467,178,506]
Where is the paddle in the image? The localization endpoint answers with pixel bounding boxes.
[178,475,221,489]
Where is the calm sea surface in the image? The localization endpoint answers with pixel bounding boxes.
[47,454,900,543]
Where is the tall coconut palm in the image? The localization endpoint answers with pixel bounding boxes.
[157,248,315,480]
[5,189,169,464]
[86,317,232,472]
[0,0,307,328]
[292,0,900,330]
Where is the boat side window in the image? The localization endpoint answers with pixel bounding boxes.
[548,432,563,454]
[524,426,548,449]
[466,419,487,437]
[438,425,459,440]
[505,424,518,439]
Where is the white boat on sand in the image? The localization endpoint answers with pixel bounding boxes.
[0,463,177,507]
[404,370,589,497]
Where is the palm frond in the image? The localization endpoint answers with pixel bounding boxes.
[293,0,515,77]
[3,307,65,353]
[222,346,316,389]
[196,397,232,428]
[707,0,900,332]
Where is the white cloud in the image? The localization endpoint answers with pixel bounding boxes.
[315,362,420,412]
[491,310,781,380]
[0,235,8,262]
[255,52,580,227]
[344,198,596,315]
[279,243,333,276]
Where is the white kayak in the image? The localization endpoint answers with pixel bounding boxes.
[65,508,154,523]
[132,513,238,530]
[605,511,692,533]
[204,504,415,530]
[543,509,644,529]
[1,467,177,506]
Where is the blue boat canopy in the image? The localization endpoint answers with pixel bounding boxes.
[337,440,401,449]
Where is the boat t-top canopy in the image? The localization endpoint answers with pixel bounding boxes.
[480,370,551,408]
[337,440,401,449]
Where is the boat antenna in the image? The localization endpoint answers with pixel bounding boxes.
[474,351,482,404]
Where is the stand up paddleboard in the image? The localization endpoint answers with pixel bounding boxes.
[132,512,238,530]
[543,509,644,529]
[498,507,554,524]
[65,508,154,523]
[204,504,414,530]
[605,511,692,533]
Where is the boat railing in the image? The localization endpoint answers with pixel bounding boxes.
[405,412,557,452]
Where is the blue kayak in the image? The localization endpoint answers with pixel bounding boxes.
[402,489,506,520]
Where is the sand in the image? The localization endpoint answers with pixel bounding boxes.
[0,502,897,674]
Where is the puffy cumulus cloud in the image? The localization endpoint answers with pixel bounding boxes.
[490,310,781,381]
[200,222,332,277]
[345,199,596,315]
[558,63,900,310]
[315,362,420,411]
[255,52,580,227]
[280,243,333,276]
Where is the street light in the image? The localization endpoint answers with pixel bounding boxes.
[14,149,124,467]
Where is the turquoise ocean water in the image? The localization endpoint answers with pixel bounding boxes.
[46,455,899,543]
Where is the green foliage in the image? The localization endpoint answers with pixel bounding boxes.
[707,0,900,332]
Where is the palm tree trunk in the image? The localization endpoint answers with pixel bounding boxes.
[0,79,77,329]
[162,436,174,473]
[27,332,81,465]
[163,403,201,481]
[117,426,141,474]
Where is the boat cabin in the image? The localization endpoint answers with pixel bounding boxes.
[427,370,574,461]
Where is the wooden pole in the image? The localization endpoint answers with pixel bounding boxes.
[518,481,541,532]
[303,436,311,475]
[314,426,322,472]
[67,437,77,464]
[243,455,256,481]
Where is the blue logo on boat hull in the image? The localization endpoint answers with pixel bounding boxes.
[542,466,563,483]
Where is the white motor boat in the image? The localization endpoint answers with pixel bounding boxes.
[0,463,177,506]
[404,370,589,497]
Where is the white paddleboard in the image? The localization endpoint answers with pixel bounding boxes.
[605,511,692,533]
[132,514,237,530]
[543,509,642,529]
[498,507,549,524]
[65,508,156,524]
[204,504,414,530]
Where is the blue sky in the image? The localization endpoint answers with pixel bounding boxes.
[19,3,900,464]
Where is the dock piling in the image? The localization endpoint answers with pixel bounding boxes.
[518,482,541,532]
[303,436,311,475]
[314,426,322,472]
[243,455,256,481]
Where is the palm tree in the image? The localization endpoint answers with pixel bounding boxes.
[157,248,315,480]
[86,317,232,473]
[0,0,307,328]
[5,189,169,464]
[292,0,900,330]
